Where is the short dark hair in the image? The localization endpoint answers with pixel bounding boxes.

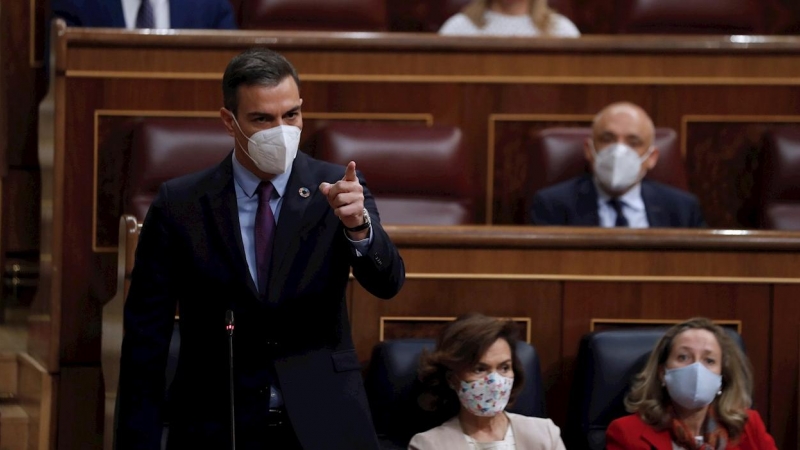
[417,313,525,418]
[222,47,301,116]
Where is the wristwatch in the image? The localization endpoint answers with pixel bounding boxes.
[344,208,371,232]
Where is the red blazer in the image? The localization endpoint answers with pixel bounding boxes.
[606,410,777,450]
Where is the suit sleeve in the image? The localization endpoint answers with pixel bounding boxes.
[606,417,649,450]
[530,192,559,225]
[211,0,237,29]
[50,0,83,26]
[116,184,180,449]
[690,197,707,228]
[349,172,405,300]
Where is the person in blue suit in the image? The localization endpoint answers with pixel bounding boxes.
[115,48,405,449]
[51,0,237,29]
[530,102,705,228]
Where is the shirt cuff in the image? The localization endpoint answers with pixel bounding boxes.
[344,225,373,257]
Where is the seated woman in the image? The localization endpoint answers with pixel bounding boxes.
[606,317,777,450]
[438,0,580,37]
[409,313,565,449]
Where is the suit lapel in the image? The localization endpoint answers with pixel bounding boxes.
[577,176,601,226]
[641,181,668,228]
[107,0,126,27]
[167,0,184,28]
[267,153,327,304]
[641,423,673,449]
[202,154,259,299]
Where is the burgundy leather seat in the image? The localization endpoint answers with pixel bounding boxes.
[239,0,387,31]
[759,126,800,230]
[617,0,763,34]
[529,127,686,199]
[125,119,232,220]
[316,122,476,225]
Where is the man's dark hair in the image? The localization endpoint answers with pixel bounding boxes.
[222,48,301,116]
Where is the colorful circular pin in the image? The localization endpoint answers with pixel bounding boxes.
[298,187,310,198]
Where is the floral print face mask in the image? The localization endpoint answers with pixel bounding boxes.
[456,371,514,417]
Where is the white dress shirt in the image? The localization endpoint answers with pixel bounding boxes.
[439,11,580,37]
[594,178,649,228]
[121,0,170,29]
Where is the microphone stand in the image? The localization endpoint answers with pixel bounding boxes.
[226,310,236,450]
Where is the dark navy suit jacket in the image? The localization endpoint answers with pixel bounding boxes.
[52,0,237,29]
[116,152,405,449]
[530,175,706,228]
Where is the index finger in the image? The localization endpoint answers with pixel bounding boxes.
[342,161,357,182]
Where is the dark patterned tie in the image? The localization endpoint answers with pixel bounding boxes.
[608,198,629,227]
[135,0,155,28]
[255,182,276,295]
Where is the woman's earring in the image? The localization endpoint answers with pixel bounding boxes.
[716,390,722,396]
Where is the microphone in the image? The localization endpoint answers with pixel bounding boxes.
[225,310,236,450]
[226,310,235,336]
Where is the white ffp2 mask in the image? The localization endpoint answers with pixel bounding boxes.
[592,141,653,193]
[231,115,301,175]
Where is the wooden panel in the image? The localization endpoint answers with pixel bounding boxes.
[45,30,800,449]
[771,285,800,450]
[350,279,562,390]
[379,316,531,342]
[685,117,800,229]
[57,367,102,449]
[0,0,45,171]
[3,169,41,253]
[18,353,55,450]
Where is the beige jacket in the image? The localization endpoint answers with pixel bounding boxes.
[408,412,566,450]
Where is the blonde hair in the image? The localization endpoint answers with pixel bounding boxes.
[624,318,753,439]
[462,0,556,35]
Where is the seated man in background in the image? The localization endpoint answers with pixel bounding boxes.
[51,0,237,29]
[530,102,705,228]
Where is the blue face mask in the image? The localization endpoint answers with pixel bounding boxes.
[664,362,722,410]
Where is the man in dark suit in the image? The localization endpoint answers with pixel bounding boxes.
[51,0,237,29]
[530,102,705,228]
[116,48,405,449]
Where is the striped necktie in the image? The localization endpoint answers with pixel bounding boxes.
[608,198,629,227]
[135,0,155,28]
[255,181,276,296]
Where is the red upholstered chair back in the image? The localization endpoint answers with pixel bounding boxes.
[125,119,232,220]
[617,0,763,34]
[316,123,476,225]
[239,0,387,31]
[529,127,685,198]
[759,126,800,230]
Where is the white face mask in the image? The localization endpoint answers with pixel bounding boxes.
[664,362,722,410]
[455,371,514,417]
[230,114,301,175]
[591,141,654,193]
